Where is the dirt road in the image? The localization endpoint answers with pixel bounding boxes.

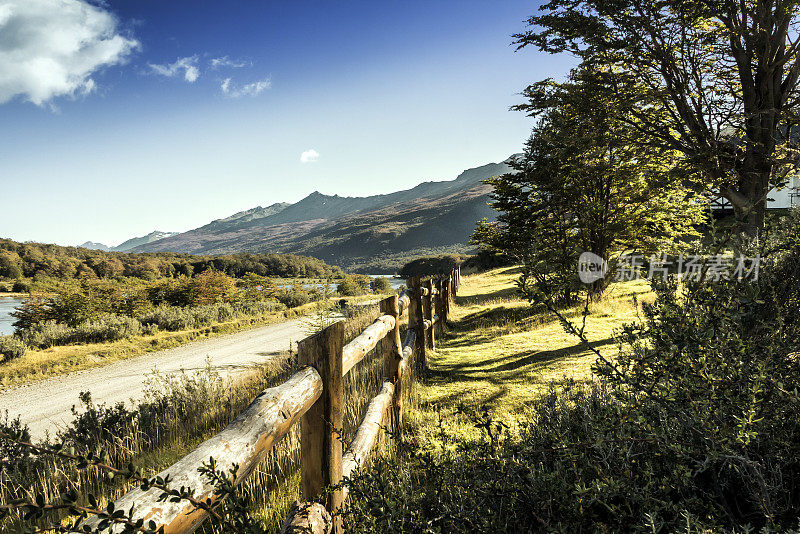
[0,318,308,441]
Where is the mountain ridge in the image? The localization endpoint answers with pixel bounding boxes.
[131,158,515,272]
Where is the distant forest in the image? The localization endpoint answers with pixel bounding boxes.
[0,239,344,282]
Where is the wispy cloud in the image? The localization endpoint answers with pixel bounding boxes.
[300,149,320,164]
[148,56,200,82]
[0,0,139,107]
[220,76,271,98]
[209,56,249,69]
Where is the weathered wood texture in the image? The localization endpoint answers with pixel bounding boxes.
[299,322,344,534]
[435,278,444,336]
[280,502,332,534]
[381,296,403,438]
[409,277,426,371]
[397,289,411,316]
[341,314,395,376]
[78,367,323,534]
[400,329,415,379]
[424,278,435,349]
[341,381,394,500]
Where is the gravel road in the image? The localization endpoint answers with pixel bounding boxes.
[0,318,308,441]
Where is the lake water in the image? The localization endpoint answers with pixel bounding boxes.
[283,276,406,292]
[0,297,24,336]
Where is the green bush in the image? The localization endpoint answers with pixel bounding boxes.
[369,277,392,293]
[275,289,311,309]
[0,336,26,362]
[11,280,30,293]
[337,275,371,296]
[22,315,141,348]
[398,255,461,278]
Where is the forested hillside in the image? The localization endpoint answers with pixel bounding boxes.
[0,239,343,282]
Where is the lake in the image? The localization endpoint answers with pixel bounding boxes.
[0,297,23,336]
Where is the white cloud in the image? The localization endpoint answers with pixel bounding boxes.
[148,55,199,83]
[209,56,248,69]
[0,0,138,106]
[220,76,271,98]
[300,149,320,164]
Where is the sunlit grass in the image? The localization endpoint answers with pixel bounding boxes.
[408,266,652,448]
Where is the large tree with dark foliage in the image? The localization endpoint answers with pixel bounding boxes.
[517,0,800,237]
[474,64,702,302]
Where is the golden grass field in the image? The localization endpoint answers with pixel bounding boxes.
[408,266,652,447]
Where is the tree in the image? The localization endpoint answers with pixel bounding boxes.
[474,64,704,301]
[517,0,800,237]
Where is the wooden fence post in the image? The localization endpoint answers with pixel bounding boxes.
[408,276,426,371]
[424,278,435,350]
[299,321,344,533]
[435,278,444,335]
[380,295,403,439]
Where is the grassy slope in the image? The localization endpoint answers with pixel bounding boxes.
[411,266,652,446]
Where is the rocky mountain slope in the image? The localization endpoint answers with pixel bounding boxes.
[132,159,513,272]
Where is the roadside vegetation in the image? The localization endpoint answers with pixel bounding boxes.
[0,242,396,386]
[0,302,408,533]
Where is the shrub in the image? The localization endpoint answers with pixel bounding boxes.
[0,336,26,362]
[58,392,136,452]
[0,412,40,480]
[369,277,392,293]
[11,280,30,293]
[22,315,140,348]
[337,275,371,296]
[276,289,312,309]
[398,255,462,278]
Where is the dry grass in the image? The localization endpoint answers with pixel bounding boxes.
[0,299,406,533]
[0,295,379,389]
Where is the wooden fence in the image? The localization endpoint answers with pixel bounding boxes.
[78,268,460,534]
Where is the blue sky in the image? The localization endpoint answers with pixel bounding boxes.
[0,0,570,247]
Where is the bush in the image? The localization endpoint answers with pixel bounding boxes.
[22,315,141,348]
[369,277,392,293]
[337,275,371,296]
[0,336,26,362]
[11,280,30,293]
[398,255,461,278]
[275,289,311,309]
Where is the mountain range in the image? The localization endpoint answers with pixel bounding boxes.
[100,158,513,273]
[80,231,178,252]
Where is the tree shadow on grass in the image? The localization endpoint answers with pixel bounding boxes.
[427,337,612,383]
[451,304,549,334]
[455,285,522,307]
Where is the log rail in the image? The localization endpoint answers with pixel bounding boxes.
[77,268,460,534]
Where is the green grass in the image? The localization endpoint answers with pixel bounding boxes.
[409,266,652,447]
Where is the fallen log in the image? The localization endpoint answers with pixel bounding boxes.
[78,367,323,534]
[341,314,395,376]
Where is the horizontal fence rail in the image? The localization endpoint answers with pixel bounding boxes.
[78,367,323,533]
[81,268,460,534]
